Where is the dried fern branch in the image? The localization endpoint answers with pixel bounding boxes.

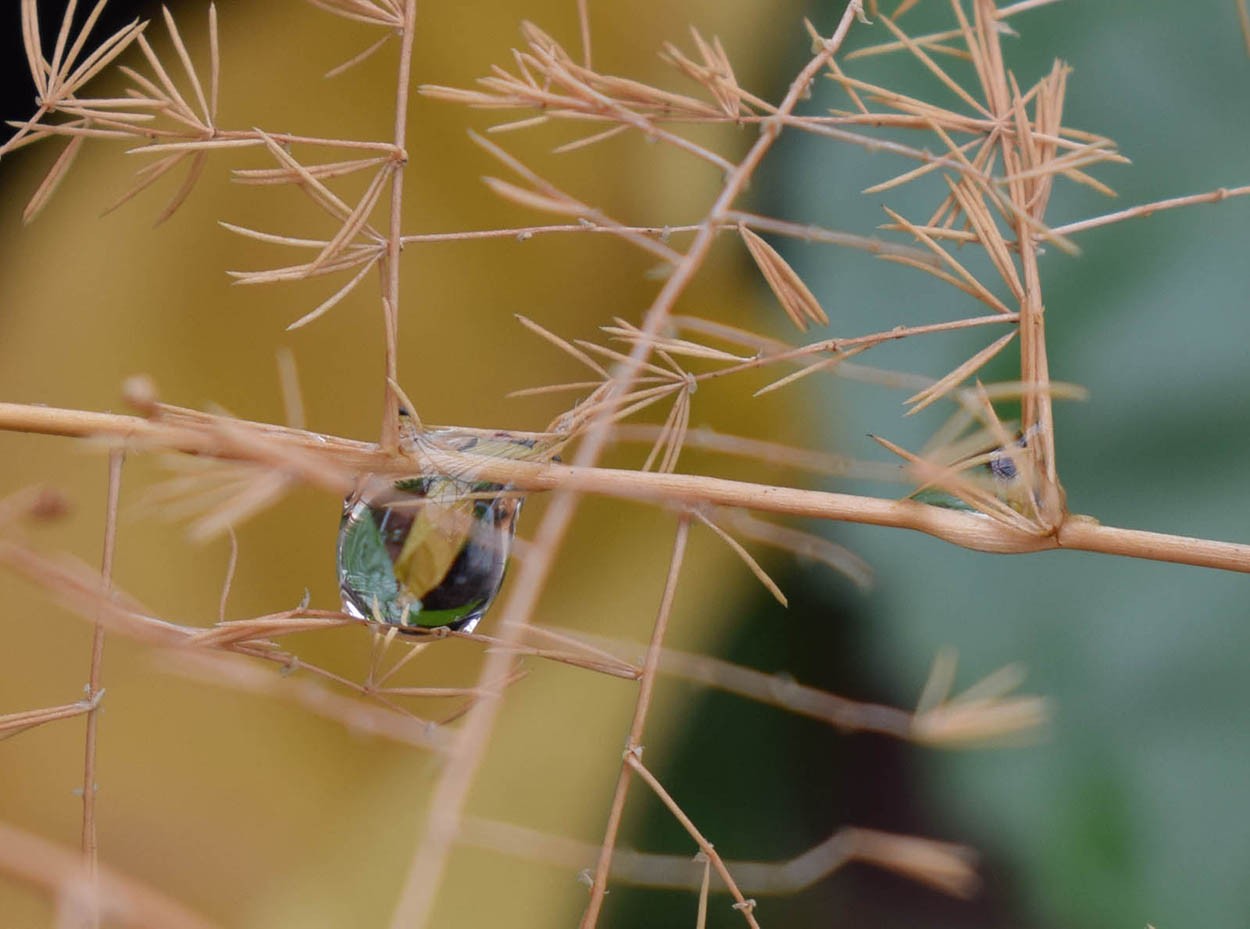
[4,0,1250,926]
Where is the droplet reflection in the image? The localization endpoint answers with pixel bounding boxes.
[337,474,520,634]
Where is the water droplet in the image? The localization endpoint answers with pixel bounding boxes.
[337,473,521,634]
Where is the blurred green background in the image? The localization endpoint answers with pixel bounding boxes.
[620,3,1250,928]
[2,1,1249,928]
[763,2,1250,927]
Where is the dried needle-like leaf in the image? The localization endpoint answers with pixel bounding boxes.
[739,226,829,331]
[233,156,389,186]
[286,257,379,330]
[694,510,787,606]
[306,0,403,28]
[104,154,190,221]
[883,207,1012,314]
[309,163,392,271]
[844,829,979,898]
[0,697,98,742]
[22,135,84,223]
[482,176,584,216]
[602,318,751,363]
[153,150,207,225]
[325,33,393,80]
[905,330,1018,415]
[550,123,630,154]
[161,6,212,128]
[719,510,875,591]
[20,0,49,99]
[913,691,1051,747]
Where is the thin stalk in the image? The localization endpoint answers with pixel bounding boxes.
[4,403,1250,572]
[1049,184,1250,237]
[80,449,122,928]
[379,0,419,450]
[626,754,762,929]
[580,517,690,929]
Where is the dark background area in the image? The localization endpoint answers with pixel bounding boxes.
[2,1,165,144]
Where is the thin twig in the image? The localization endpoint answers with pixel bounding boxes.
[580,517,690,928]
[4,402,1250,572]
[0,697,100,741]
[576,0,592,67]
[378,0,418,450]
[626,754,762,928]
[460,815,978,897]
[1049,185,1250,237]
[218,528,238,623]
[80,449,122,926]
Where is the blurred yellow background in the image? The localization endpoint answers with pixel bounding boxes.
[0,1,805,926]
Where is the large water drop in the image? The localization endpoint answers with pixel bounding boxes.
[337,473,520,634]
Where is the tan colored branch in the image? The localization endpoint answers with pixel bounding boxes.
[3,401,1248,574]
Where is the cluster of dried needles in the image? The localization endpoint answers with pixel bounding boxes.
[1,0,1249,927]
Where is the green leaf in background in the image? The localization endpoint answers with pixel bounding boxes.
[336,500,404,624]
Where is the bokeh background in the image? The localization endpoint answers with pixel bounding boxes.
[2,1,1248,927]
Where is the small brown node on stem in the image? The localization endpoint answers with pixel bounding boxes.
[28,488,71,522]
[121,374,160,416]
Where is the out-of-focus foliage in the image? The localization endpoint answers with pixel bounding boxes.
[773,3,1250,928]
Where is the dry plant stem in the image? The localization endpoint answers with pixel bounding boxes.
[7,402,1250,570]
[1048,184,1250,237]
[5,402,1250,573]
[613,639,912,737]
[460,815,977,897]
[576,0,592,67]
[79,450,122,924]
[626,753,761,928]
[386,8,867,927]
[694,312,1020,387]
[580,517,690,929]
[571,632,1045,747]
[404,452,1250,573]
[218,528,238,622]
[379,0,418,451]
[697,855,711,929]
[399,216,931,262]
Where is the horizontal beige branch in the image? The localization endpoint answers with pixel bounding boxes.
[2,402,1248,574]
[461,816,978,898]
